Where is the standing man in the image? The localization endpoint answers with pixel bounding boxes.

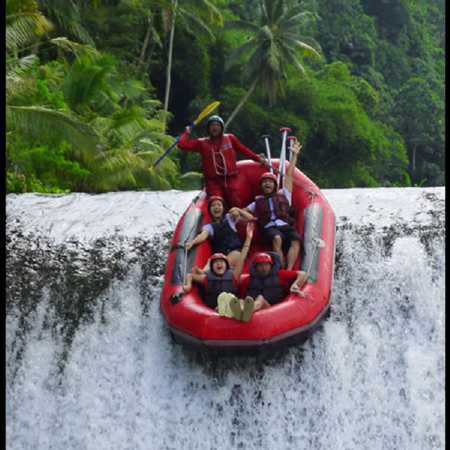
[177,115,265,207]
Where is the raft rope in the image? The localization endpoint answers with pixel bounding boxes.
[211,139,228,187]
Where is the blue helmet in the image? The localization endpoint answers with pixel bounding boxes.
[206,115,224,131]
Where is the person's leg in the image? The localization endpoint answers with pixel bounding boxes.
[284,226,302,270]
[253,294,271,311]
[272,234,285,268]
[223,175,242,208]
[286,240,300,270]
[229,295,243,320]
[217,292,235,317]
[205,177,225,198]
[241,296,254,322]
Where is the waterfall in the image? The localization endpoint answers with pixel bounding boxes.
[6,188,444,450]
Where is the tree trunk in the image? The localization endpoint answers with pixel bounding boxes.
[224,77,259,129]
[163,0,178,129]
[139,14,153,68]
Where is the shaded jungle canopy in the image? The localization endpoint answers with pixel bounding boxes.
[6,0,445,193]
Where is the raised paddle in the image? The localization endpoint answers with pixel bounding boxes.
[278,127,292,188]
[152,100,220,168]
[261,134,274,173]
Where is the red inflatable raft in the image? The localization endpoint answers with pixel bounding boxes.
[160,160,336,351]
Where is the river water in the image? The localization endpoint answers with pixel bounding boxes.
[6,187,445,450]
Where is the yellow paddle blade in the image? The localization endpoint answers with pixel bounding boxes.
[192,101,220,126]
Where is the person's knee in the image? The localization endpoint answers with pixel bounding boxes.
[272,234,283,248]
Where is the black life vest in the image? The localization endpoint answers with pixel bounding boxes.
[247,252,283,305]
[204,269,237,308]
[211,218,242,254]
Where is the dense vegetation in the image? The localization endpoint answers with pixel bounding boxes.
[6,0,445,193]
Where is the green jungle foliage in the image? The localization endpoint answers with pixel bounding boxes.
[6,0,445,193]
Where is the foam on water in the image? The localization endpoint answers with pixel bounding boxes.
[6,189,445,450]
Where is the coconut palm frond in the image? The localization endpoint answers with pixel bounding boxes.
[279,11,317,29]
[225,38,257,70]
[6,54,39,99]
[6,13,54,53]
[266,0,284,23]
[136,140,162,153]
[179,10,215,39]
[40,0,95,45]
[226,20,262,34]
[110,120,146,147]
[6,76,36,101]
[50,37,99,59]
[285,38,321,59]
[63,55,116,111]
[279,45,307,75]
[96,150,146,173]
[7,106,101,158]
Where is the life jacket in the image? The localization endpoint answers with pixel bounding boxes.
[198,134,238,178]
[247,252,283,305]
[204,269,237,308]
[211,218,242,254]
[254,192,295,228]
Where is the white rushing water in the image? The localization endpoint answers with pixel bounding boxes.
[6,187,445,450]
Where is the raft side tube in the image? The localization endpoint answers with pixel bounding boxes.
[171,203,203,286]
[168,301,331,353]
[301,202,323,282]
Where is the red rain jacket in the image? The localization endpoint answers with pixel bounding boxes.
[178,130,261,179]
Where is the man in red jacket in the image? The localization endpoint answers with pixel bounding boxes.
[177,115,265,207]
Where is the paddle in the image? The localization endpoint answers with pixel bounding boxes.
[278,127,291,188]
[152,101,221,168]
[261,134,274,173]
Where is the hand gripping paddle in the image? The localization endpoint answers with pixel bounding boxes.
[153,101,221,168]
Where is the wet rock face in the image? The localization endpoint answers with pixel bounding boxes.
[6,223,172,374]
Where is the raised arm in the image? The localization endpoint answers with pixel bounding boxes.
[177,127,201,151]
[185,229,209,251]
[233,222,254,279]
[284,138,302,192]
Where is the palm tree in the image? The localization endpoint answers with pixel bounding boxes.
[6,2,173,192]
[159,0,223,129]
[224,0,321,128]
[6,5,102,158]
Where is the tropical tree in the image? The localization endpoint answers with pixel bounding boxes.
[6,1,176,193]
[224,0,321,127]
[158,0,223,129]
[6,4,103,160]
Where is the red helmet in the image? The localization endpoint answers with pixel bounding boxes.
[210,253,229,271]
[259,172,278,187]
[208,195,225,208]
[253,252,273,265]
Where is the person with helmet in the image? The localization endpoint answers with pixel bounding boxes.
[243,138,302,269]
[182,222,256,321]
[241,251,308,313]
[184,195,254,269]
[177,115,266,207]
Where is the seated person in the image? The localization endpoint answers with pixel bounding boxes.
[183,222,255,321]
[241,252,308,319]
[243,138,302,269]
[185,195,250,268]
